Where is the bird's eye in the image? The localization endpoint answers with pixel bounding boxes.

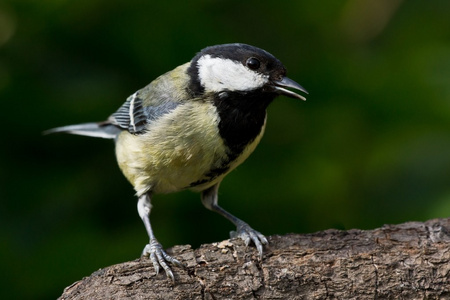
[246,57,260,70]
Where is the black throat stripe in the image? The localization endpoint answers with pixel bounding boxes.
[213,91,274,156]
[187,91,275,188]
[185,92,275,187]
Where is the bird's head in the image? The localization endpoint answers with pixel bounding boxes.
[187,43,308,101]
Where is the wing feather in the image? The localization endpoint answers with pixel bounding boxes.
[109,89,181,135]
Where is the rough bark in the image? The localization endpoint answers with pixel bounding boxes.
[59,218,450,299]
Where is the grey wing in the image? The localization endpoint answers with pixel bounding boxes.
[109,91,180,134]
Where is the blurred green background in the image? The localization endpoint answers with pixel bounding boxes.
[1,0,450,298]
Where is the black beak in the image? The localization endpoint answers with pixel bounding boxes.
[272,77,308,101]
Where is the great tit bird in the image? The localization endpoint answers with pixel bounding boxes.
[46,43,308,281]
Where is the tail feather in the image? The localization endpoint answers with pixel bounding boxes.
[43,122,120,139]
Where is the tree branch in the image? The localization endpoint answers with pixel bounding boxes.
[59,218,450,299]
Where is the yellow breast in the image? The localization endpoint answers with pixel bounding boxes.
[115,101,225,195]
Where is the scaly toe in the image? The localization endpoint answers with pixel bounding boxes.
[141,239,183,282]
[230,221,268,259]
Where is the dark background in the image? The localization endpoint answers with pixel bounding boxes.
[1,0,450,299]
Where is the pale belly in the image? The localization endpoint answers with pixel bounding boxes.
[115,102,226,195]
[114,101,266,196]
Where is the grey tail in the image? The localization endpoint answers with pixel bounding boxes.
[43,122,121,139]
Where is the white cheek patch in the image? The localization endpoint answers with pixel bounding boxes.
[197,55,269,93]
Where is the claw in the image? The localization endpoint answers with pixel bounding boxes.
[230,221,268,259]
[142,239,183,282]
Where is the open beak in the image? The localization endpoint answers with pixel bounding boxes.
[272,77,308,101]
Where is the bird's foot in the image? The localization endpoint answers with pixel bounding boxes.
[141,238,183,282]
[230,220,268,259]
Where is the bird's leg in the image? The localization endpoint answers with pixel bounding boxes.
[137,193,183,282]
[201,183,268,259]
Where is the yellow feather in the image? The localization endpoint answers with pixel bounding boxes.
[115,99,267,196]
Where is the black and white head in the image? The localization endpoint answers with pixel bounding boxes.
[187,43,308,102]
